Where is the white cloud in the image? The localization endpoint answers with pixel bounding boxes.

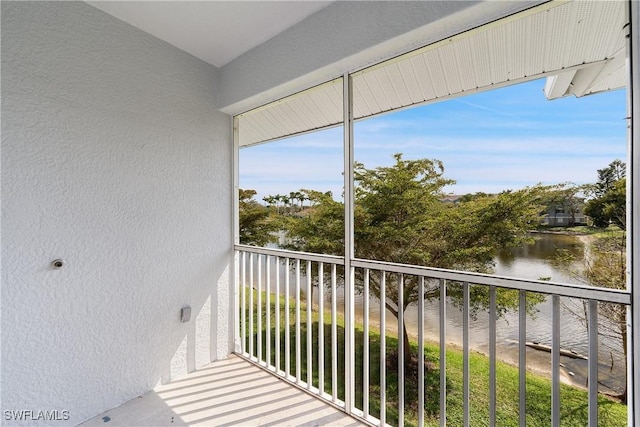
[239,80,627,201]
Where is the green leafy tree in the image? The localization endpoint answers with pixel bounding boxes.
[262,195,277,209]
[289,192,299,212]
[239,189,277,246]
[277,189,344,305]
[585,178,626,230]
[594,159,626,198]
[601,178,626,230]
[288,190,307,211]
[585,160,626,230]
[281,190,344,256]
[280,195,291,214]
[285,154,548,364]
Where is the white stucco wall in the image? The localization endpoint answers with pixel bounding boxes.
[1,2,231,425]
[218,0,542,115]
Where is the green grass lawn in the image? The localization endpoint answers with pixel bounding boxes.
[536,224,624,239]
[241,289,627,426]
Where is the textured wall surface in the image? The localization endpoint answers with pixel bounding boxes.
[1,2,231,425]
[218,0,541,114]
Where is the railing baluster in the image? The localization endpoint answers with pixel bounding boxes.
[489,286,497,426]
[440,279,446,427]
[418,276,425,427]
[331,263,338,403]
[266,255,271,367]
[363,268,370,419]
[519,290,527,427]
[257,254,262,363]
[463,282,470,427]
[275,256,281,373]
[552,295,560,427]
[285,257,291,378]
[232,247,631,427]
[249,254,254,359]
[241,251,246,355]
[398,273,404,426]
[318,262,324,396]
[380,271,386,426]
[296,258,301,383]
[307,260,313,389]
[588,299,599,427]
[235,250,241,356]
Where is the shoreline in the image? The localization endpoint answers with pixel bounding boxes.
[530,229,589,236]
[351,307,584,390]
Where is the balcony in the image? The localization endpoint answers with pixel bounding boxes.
[80,356,362,427]
[76,243,630,427]
[3,1,639,426]
[234,245,630,426]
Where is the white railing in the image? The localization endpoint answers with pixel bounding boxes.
[235,244,631,427]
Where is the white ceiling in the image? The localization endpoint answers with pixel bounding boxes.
[88,1,333,68]
[238,0,627,147]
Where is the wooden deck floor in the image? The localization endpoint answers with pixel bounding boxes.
[80,355,364,426]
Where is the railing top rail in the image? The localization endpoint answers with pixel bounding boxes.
[351,258,631,305]
[235,245,630,305]
[235,244,345,265]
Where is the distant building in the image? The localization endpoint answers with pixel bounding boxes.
[543,200,588,227]
[441,195,465,203]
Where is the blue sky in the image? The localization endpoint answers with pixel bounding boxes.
[240,78,627,202]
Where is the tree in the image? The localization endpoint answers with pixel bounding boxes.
[585,160,626,230]
[601,178,626,230]
[239,189,277,246]
[281,190,344,256]
[280,195,291,213]
[300,189,333,207]
[289,192,299,212]
[594,159,626,198]
[542,182,588,227]
[262,195,277,209]
[555,235,627,401]
[298,192,308,209]
[553,161,628,401]
[585,178,626,230]
[278,190,344,305]
[285,190,309,212]
[285,154,548,365]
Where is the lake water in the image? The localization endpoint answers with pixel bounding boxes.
[252,233,627,394]
[352,233,625,393]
